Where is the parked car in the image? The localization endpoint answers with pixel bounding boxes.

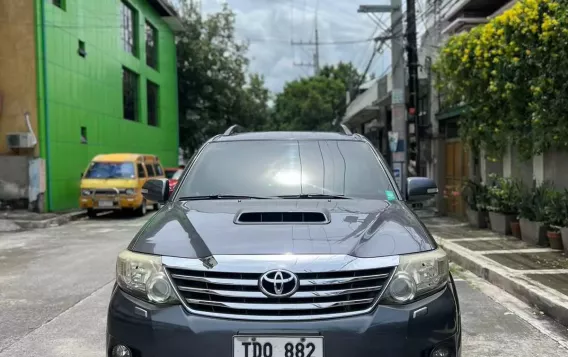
[165,165,185,179]
[168,168,184,194]
[79,153,164,217]
[106,127,461,357]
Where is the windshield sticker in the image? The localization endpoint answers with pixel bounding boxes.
[385,190,396,201]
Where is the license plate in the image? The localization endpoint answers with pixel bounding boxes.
[98,200,114,208]
[233,336,323,357]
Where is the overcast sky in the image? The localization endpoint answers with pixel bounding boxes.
[174,0,395,93]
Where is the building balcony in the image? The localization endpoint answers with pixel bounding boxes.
[442,0,515,35]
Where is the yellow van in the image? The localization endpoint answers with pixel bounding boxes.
[79,153,165,217]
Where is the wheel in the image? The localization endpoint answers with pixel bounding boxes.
[134,200,147,217]
[153,203,160,211]
[87,209,97,218]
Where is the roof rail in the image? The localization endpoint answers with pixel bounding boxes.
[340,124,353,135]
[223,124,245,136]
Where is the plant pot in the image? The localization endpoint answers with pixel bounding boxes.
[560,228,568,254]
[488,212,516,235]
[519,218,549,247]
[510,221,522,239]
[466,208,487,229]
[547,231,564,250]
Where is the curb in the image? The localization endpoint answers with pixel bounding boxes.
[435,235,568,328]
[12,210,88,230]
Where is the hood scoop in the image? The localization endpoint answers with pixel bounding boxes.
[235,210,330,224]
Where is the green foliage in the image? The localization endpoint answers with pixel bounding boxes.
[433,0,568,159]
[461,179,489,211]
[486,175,522,215]
[544,189,568,228]
[518,180,554,222]
[176,3,270,156]
[271,62,362,131]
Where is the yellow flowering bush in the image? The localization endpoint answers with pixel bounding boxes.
[434,0,568,159]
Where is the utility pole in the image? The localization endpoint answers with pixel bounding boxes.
[291,9,321,76]
[358,1,407,193]
[406,0,421,177]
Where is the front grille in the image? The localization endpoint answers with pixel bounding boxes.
[94,189,125,195]
[167,266,394,319]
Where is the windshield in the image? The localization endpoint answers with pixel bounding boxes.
[177,140,396,200]
[84,162,136,179]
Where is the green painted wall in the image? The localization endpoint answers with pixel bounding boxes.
[38,0,179,211]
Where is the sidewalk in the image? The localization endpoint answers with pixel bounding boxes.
[423,216,568,327]
[0,210,87,233]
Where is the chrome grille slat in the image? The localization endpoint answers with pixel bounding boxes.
[167,260,395,320]
[170,274,258,286]
[170,273,389,287]
[184,298,375,310]
[177,285,382,298]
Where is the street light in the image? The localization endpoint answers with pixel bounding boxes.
[357,5,399,13]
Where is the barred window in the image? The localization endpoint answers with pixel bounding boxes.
[147,81,159,126]
[146,22,158,69]
[121,2,137,56]
[123,68,139,121]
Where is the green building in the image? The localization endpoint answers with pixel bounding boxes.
[0,0,180,211]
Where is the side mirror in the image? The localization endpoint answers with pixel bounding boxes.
[142,179,170,203]
[406,177,438,202]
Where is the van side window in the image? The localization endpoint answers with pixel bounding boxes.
[137,163,147,178]
[145,163,156,177]
[154,164,163,176]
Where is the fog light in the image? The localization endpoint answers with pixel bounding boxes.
[431,345,451,357]
[112,345,132,357]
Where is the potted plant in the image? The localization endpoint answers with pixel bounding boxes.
[545,190,566,251]
[486,175,521,235]
[461,179,488,228]
[518,180,552,246]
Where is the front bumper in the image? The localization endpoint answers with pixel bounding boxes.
[106,281,461,357]
[79,195,143,210]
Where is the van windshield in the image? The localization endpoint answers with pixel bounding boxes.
[84,162,136,179]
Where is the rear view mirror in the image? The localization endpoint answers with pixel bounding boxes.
[406,177,438,202]
[142,179,170,203]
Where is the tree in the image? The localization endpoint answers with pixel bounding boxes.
[176,2,270,156]
[271,62,362,131]
[434,0,568,159]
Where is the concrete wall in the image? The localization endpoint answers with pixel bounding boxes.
[0,0,40,156]
[0,156,29,201]
[503,145,533,184]
[533,151,568,189]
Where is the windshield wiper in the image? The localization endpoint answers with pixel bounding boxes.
[178,195,273,201]
[277,194,351,199]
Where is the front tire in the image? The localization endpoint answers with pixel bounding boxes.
[134,200,147,217]
[87,209,97,218]
[153,203,160,211]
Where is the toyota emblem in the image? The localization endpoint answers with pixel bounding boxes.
[259,269,299,298]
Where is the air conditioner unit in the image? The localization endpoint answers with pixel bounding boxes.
[6,133,36,149]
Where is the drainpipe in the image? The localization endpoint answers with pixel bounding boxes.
[37,0,52,211]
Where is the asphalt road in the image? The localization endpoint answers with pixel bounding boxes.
[0,214,567,357]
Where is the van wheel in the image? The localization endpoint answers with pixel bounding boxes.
[135,200,147,217]
[153,203,160,211]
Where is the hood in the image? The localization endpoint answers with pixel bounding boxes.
[80,178,138,189]
[130,199,436,259]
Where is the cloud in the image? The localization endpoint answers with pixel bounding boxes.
[186,0,392,92]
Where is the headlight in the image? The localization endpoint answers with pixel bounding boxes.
[81,189,91,196]
[116,250,178,304]
[125,188,135,195]
[383,249,449,304]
